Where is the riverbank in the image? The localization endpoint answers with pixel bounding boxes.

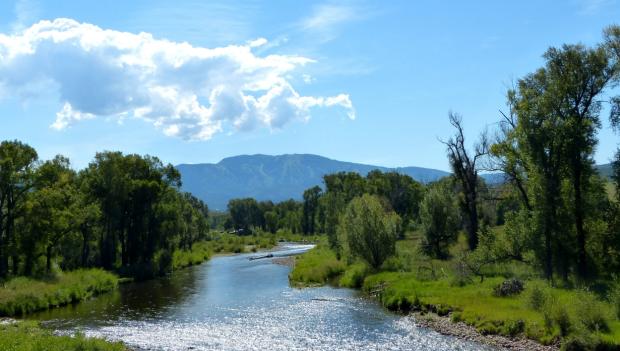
[412,312,557,351]
[289,245,620,351]
[0,320,128,351]
[0,268,117,317]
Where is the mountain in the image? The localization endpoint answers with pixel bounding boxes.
[596,163,614,179]
[176,154,450,210]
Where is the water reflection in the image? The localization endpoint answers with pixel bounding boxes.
[27,244,496,351]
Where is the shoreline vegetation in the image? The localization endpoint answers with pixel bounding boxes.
[0,232,310,350]
[289,239,620,351]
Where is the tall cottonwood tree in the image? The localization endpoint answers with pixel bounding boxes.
[302,186,321,235]
[442,112,488,250]
[0,140,38,277]
[499,25,620,281]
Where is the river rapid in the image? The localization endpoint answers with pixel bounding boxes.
[27,244,496,351]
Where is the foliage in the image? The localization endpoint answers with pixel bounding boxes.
[289,245,346,286]
[339,262,370,288]
[337,194,401,269]
[419,183,460,259]
[493,278,525,297]
[0,145,210,280]
[0,268,117,316]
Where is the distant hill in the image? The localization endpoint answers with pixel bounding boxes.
[176,154,450,210]
[177,154,614,210]
[597,163,614,179]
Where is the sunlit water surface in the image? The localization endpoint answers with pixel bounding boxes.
[27,244,496,351]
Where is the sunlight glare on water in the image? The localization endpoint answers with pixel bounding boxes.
[32,244,495,351]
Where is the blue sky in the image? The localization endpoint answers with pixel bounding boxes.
[0,0,619,171]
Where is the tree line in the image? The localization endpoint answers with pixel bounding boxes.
[227,26,620,284]
[0,142,209,279]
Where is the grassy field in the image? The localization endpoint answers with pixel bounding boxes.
[0,321,128,351]
[0,268,118,317]
[289,232,620,349]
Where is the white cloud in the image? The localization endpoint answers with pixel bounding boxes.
[0,18,355,140]
[300,2,367,42]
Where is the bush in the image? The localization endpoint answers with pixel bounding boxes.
[340,262,369,288]
[493,278,524,297]
[542,295,572,336]
[561,332,599,351]
[574,290,611,333]
[527,282,549,311]
[289,246,346,285]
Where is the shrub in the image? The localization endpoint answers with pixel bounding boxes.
[493,278,524,297]
[289,246,346,285]
[527,282,549,311]
[504,319,526,337]
[542,295,572,336]
[574,290,611,333]
[339,262,369,288]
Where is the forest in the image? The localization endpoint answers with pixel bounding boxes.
[0,145,210,280]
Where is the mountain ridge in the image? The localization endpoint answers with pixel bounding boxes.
[176,154,451,210]
[176,154,614,210]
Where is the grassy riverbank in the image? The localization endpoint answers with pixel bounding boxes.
[290,239,620,350]
[174,231,319,270]
[0,268,117,317]
[0,232,309,318]
[0,321,128,350]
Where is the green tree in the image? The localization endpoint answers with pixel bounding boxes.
[419,184,460,259]
[0,140,38,277]
[366,170,423,234]
[302,186,322,234]
[228,198,261,233]
[338,194,400,269]
[503,26,620,280]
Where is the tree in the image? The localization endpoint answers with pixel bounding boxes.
[442,113,488,250]
[503,27,620,280]
[302,186,322,235]
[419,184,460,259]
[337,194,400,269]
[227,198,261,233]
[0,140,38,277]
[366,170,423,234]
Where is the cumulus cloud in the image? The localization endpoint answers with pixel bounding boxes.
[0,18,355,140]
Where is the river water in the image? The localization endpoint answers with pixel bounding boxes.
[28,244,495,351]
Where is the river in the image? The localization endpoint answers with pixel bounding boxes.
[27,243,495,351]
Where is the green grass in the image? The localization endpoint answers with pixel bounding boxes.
[291,233,620,348]
[0,268,118,317]
[0,321,127,351]
[289,245,346,286]
[173,241,212,269]
[363,272,620,347]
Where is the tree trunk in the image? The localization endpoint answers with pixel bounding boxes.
[573,161,587,280]
[46,244,52,273]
